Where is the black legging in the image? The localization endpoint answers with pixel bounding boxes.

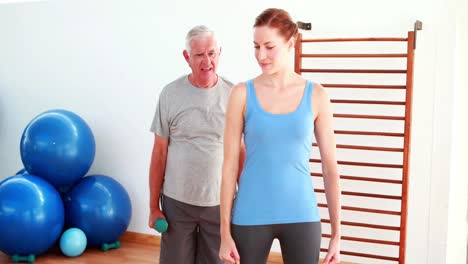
[231,221,322,264]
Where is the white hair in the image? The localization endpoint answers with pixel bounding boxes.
[185,25,219,54]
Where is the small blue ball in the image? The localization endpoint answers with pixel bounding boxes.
[59,228,87,257]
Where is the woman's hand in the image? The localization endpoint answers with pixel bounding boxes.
[219,235,240,264]
[322,235,340,264]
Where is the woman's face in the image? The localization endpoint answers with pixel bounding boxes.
[253,26,293,74]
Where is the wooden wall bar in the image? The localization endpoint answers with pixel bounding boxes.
[295,28,418,264]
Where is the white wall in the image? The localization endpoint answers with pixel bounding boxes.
[0,0,465,263]
[445,0,468,262]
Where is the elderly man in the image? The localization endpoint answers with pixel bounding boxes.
[149,25,242,264]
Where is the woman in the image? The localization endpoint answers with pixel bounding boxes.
[219,8,341,264]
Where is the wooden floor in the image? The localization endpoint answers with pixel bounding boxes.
[0,232,286,264]
[0,241,159,264]
[0,231,352,263]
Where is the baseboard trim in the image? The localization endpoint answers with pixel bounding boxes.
[121,231,161,246]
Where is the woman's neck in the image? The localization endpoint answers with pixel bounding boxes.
[259,69,297,90]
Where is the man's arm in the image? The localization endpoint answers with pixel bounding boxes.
[148,134,169,228]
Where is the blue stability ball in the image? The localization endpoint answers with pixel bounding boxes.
[0,174,64,256]
[63,175,132,247]
[16,168,27,175]
[20,109,95,189]
[60,228,87,257]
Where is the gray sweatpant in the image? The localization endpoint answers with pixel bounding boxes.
[232,221,322,264]
[159,194,223,264]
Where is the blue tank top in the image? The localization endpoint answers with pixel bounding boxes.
[232,79,320,225]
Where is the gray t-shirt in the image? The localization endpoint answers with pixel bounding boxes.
[150,75,233,206]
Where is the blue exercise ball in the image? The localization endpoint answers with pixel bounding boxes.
[16,168,27,175]
[63,175,132,247]
[60,228,87,257]
[0,174,64,256]
[20,109,95,189]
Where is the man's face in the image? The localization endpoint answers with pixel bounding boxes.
[184,34,220,82]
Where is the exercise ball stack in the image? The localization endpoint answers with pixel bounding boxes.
[0,109,132,261]
[0,109,95,262]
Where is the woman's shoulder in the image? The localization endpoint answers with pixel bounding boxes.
[228,82,248,100]
[310,81,327,99]
[232,81,247,92]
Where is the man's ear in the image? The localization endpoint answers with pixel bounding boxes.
[183,50,190,63]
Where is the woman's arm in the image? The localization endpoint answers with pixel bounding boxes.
[313,83,341,264]
[219,83,246,264]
